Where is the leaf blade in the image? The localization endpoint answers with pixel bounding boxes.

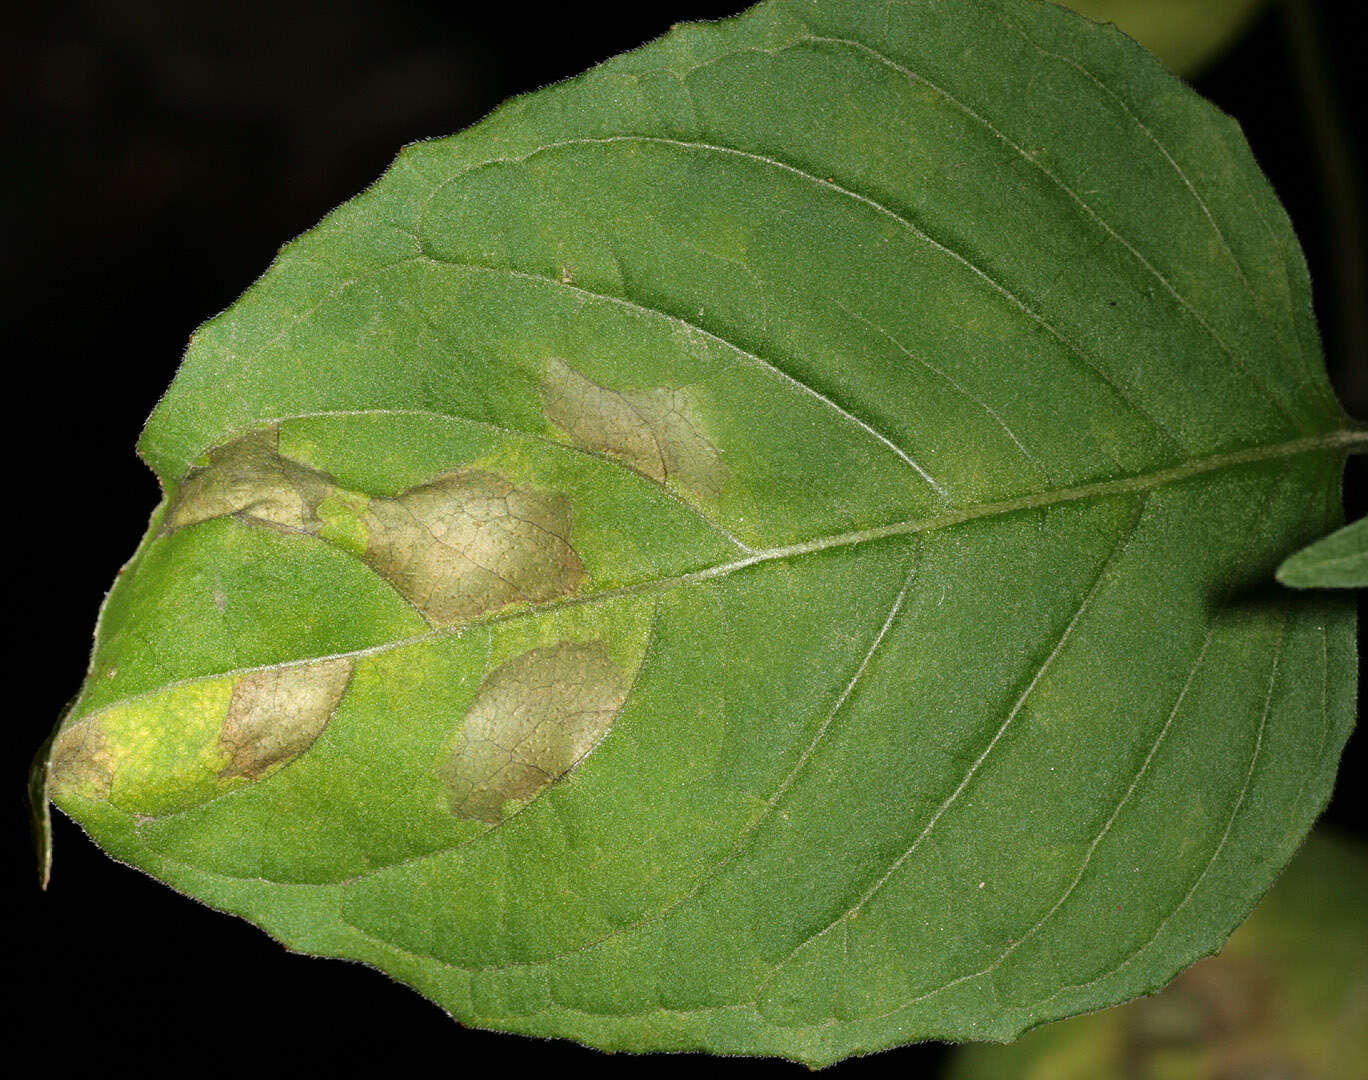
[44,0,1359,1065]
[1277,515,1368,587]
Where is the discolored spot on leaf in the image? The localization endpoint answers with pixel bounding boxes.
[218,657,354,780]
[361,470,584,625]
[541,357,727,500]
[441,641,627,823]
[49,719,117,800]
[164,430,585,624]
[165,428,333,533]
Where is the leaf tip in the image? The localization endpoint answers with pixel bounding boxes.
[27,732,55,890]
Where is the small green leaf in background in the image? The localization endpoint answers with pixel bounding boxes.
[1061,0,1271,75]
[1277,516,1368,588]
[38,0,1364,1066]
[949,831,1368,1080]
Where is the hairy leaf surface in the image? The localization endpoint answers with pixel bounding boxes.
[1277,517,1368,588]
[42,0,1362,1065]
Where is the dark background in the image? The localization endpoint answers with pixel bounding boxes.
[6,2,1363,1074]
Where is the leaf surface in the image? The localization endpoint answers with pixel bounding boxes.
[1277,516,1368,588]
[42,0,1362,1065]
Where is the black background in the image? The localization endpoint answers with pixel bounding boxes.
[6,2,1364,1075]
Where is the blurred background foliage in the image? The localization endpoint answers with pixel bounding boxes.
[1063,0,1272,75]
[6,1,1363,1075]
[950,832,1367,1080]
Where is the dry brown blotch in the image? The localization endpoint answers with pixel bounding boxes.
[218,656,354,780]
[49,720,116,799]
[541,357,727,499]
[441,640,627,824]
[163,430,584,625]
[362,470,583,625]
[165,428,332,533]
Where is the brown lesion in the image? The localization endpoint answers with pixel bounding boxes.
[163,428,585,625]
[362,470,583,625]
[164,428,333,534]
[218,656,354,780]
[540,357,727,500]
[439,640,627,824]
[46,656,354,807]
[48,719,116,800]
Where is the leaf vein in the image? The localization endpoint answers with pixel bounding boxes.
[416,134,1187,455]
[796,33,1304,434]
[1028,611,1288,1012]
[414,255,950,501]
[998,15,1309,382]
[756,492,1149,993]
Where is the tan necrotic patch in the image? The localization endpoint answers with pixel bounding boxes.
[163,429,584,625]
[361,470,583,624]
[47,658,352,812]
[49,720,116,800]
[541,357,727,500]
[165,428,332,533]
[440,641,627,824]
[218,657,354,780]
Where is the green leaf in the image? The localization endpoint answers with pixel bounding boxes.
[39,0,1363,1066]
[1277,516,1368,588]
[1060,0,1271,76]
[947,830,1368,1079]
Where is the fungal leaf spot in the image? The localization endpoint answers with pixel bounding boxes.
[541,357,727,500]
[218,657,354,780]
[164,430,584,625]
[49,719,116,800]
[165,428,332,534]
[362,470,583,624]
[440,641,627,823]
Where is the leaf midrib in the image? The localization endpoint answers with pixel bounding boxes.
[79,427,1364,720]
